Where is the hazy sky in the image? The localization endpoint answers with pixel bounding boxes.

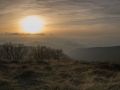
[0,0,120,46]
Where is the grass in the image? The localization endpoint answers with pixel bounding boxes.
[0,43,119,90]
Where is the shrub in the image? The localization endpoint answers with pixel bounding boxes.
[32,46,64,62]
[0,43,65,63]
[0,43,27,63]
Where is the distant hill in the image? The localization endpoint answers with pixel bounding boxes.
[70,46,120,63]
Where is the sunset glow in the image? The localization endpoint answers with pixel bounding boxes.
[20,16,45,34]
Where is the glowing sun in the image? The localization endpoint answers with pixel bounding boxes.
[20,16,45,34]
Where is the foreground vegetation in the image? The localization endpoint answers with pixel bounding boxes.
[0,43,120,90]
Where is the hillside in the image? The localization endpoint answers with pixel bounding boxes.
[0,43,120,90]
[70,46,120,63]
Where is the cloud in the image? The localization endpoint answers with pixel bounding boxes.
[34,0,120,23]
[0,0,120,32]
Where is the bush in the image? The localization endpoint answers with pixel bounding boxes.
[32,46,64,61]
[0,43,27,63]
[0,43,65,63]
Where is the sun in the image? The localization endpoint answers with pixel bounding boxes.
[20,16,45,34]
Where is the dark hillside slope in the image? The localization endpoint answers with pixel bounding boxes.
[0,43,119,90]
[70,46,120,63]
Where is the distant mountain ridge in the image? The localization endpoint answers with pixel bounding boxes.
[70,46,120,63]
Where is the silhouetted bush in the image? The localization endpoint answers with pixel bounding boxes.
[0,43,27,63]
[32,46,64,62]
[0,43,65,63]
